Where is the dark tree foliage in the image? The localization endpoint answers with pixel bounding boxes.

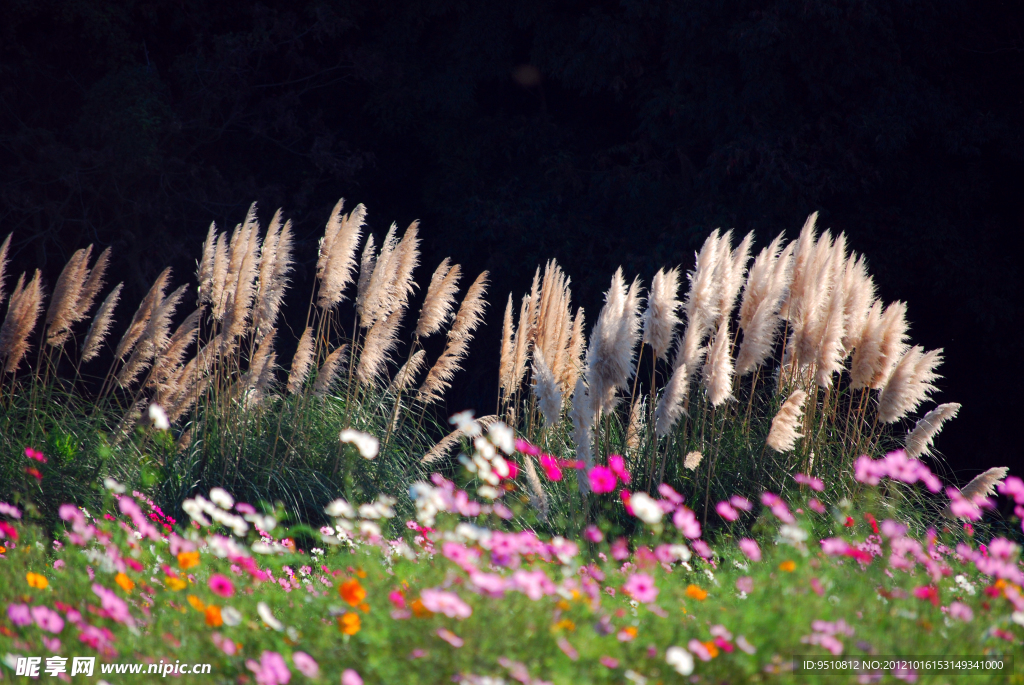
[1,0,1022,475]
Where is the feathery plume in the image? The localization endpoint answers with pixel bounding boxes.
[80,283,123,363]
[734,241,792,375]
[849,300,884,389]
[415,258,461,339]
[702,319,734,407]
[905,402,961,458]
[877,345,943,423]
[354,233,377,318]
[78,246,110,318]
[840,253,876,353]
[313,345,349,398]
[531,348,562,427]
[0,270,45,373]
[626,395,645,453]
[509,293,533,393]
[561,307,586,395]
[254,212,294,337]
[523,457,549,521]
[655,361,689,438]
[418,271,489,403]
[117,284,188,388]
[421,414,499,464]
[585,269,642,414]
[150,308,201,387]
[738,233,785,331]
[778,212,818,321]
[357,308,403,387]
[958,467,1009,502]
[287,327,316,394]
[198,222,217,304]
[643,266,682,361]
[390,349,427,393]
[812,236,849,387]
[317,200,366,309]
[221,223,261,345]
[715,230,752,322]
[0,233,12,307]
[244,332,278,407]
[114,267,171,361]
[44,246,91,346]
[498,294,515,393]
[684,451,703,471]
[569,377,595,486]
[871,301,910,389]
[210,232,230,319]
[682,230,723,338]
[766,389,807,452]
[789,230,835,370]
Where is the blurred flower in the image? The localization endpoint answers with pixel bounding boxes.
[292,652,319,679]
[715,501,739,521]
[340,429,379,460]
[209,488,234,510]
[589,466,617,494]
[437,628,464,648]
[421,589,472,619]
[608,455,631,484]
[779,560,796,572]
[114,573,134,593]
[30,605,64,633]
[26,572,48,589]
[948,601,973,622]
[209,574,235,598]
[685,585,708,601]
[205,605,223,627]
[25,447,47,463]
[221,606,242,626]
[339,579,366,607]
[629,493,663,524]
[341,670,363,685]
[735,576,753,594]
[623,573,658,603]
[258,602,284,631]
[584,525,604,543]
[666,646,694,675]
[339,612,361,635]
[165,576,187,591]
[148,404,170,430]
[245,651,291,685]
[177,551,200,570]
[684,451,702,470]
[7,603,32,626]
[738,538,761,562]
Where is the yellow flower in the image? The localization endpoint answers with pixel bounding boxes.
[779,560,797,573]
[339,612,361,635]
[410,599,433,618]
[684,584,707,601]
[177,551,200,570]
[339,578,367,607]
[556,599,571,611]
[115,572,134,593]
[165,576,187,591]
[26,572,48,590]
[553,619,576,633]
[187,595,206,612]
[205,605,223,627]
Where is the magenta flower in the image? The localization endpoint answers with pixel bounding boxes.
[623,573,658,603]
[688,639,712,661]
[794,473,824,491]
[947,601,973,622]
[291,652,320,678]
[341,670,363,685]
[608,455,631,484]
[31,606,64,633]
[420,588,472,618]
[25,447,47,463]
[515,438,541,456]
[0,502,22,519]
[658,483,684,505]
[584,525,604,543]
[212,632,237,656]
[246,651,291,685]
[729,495,752,511]
[738,538,761,562]
[691,540,713,559]
[672,506,701,539]
[588,466,617,494]
[208,574,235,598]
[736,576,754,594]
[599,656,619,669]
[92,584,132,624]
[511,570,555,601]
[715,501,739,521]
[539,454,563,481]
[7,603,32,626]
[610,537,630,561]
[808,498,827,514]
[998,476,1024,504]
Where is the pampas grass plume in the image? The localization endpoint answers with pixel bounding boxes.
[766,389,807,452]
[80,283,123,363]
[643,266,681,361]
[287,327,315,394]
[905,402,960,458]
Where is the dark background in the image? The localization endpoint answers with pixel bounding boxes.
[2,0,1021,481]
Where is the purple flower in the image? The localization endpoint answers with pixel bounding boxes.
[7,603,32,626]
[31,606,64,633]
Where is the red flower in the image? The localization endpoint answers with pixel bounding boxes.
[863,513,879,535]
[843,516,855,528]
[25,467,42,481]
[913,585,940,607]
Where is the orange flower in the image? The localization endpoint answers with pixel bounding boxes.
[339,578,367,607]
[410,599,433,618]
[704,640,720,658]
[26,572,48,590]
[338,612,361,635]
[205,605,223,627]
[553,619,576,633]
[187,595,206,612]
[177,551,200,570]
[165,576,187,591]
[556,599,571,611]
[0,545,6,554]
[358,602,370,613]
[684,584,707,600]
[621,626,638,639]
[354,567,367,579]
[115,573,135,593]
[779,560,797,572]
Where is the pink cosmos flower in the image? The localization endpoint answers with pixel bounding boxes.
[539,454,563,481]
[600,656,619,668]
[420,589,472,619]
[515,438,541,456]
[794,473,824,491]
[511,570,555,601]
[212,632,237,655]
[342,670,363,685]
[42,637,61,652]
[92,584,132,624]
[672,506,701,539]
[688,639,712,661]
[25,447,47,463]
[292,652,319,679]
[437,628,464,648]
[623,573,658,603]
[31,606,64,633]
[608,455,631,484]
[736,576,754,594]
[584,525,604,543]
[998,476,1024,504]
[913,585,940,607]
[715,501,739,521]
[588,466,617,493]
[691,540,713,559]
[557,637,578,660]
[947,601,973,622]
[209,574,235,598]
[611,537,630,561]
[0,502,22,519]
[468,571,508,597]
[246,651,291,685]
[729,495,752,511]
[808,498,827,514]
[738,538,761,562]
[7,603,32,626]
[658,483,684,505]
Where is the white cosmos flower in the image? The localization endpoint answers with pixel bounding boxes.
[325,499,356,518]
[103,478,126,494]
[339,429,379,460]
[148,403,170,430]
[666,646,694,675]
[630,492,664,524]
[209,488,234,510]
[257,602,283,631]
[487,422,514,454]
[221,606,242,626]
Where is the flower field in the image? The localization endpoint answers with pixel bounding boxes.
[2,421,1023,684]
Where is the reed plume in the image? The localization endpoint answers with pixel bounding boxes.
[531,348,562,427]
[114,267,171,361]
[313,344,349,398]
[812,236,849,387]
[243,332,277,407]
[958,467,1009,502]
[117,283,187,388]
[254,211,294,338]
[585,269,642,414]
[840,253,876,354]
[0,270,45,374]
[849,300,884,389]
[523,456,549,521]
[0,233,12,307]
[738,233,784,331]
[643,266,682,362]
[415,258,461,339]
[221,222,261,346]
[655,361,689,438]
[44,246,91,346]
[80,283,123,363]
[150,308,201,388]
[702,319,734,407]
[626,395,644,453]
[418,271,489,403]
[870,301,909,389]
[766,388,807,452]
[569,377,595,484]
[198,222,217,305]
[359,224,399,327]
[357,308,403,387]
[354,233,377,316]
[877,345,942,423]
[905,402,960,458]
[317,200,366,309]
[390,349,426,393]
[778,211,818,321]
[498,294,515,393]
[561,307,586,395]
[420,414,500,465]
[715,230,752,322]
[287,327,316,394]
[508,293,533,393]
